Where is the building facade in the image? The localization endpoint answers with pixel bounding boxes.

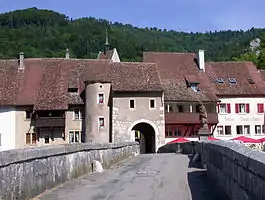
[205,61,265,140]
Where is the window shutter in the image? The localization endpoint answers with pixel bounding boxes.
[246,104,250,113]
[258,103,264,113]
[227,104,231,113]
[235,103,239,113]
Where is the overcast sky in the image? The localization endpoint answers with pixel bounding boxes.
[0,0,264,32]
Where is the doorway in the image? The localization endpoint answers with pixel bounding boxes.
[132,122,156,154]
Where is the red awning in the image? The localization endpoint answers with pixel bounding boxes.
[258,137,265,142]
[167,138,190,144]
[231,136,261,143]
[208,136,220,141]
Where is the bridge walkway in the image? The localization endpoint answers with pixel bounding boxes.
[35,154,229,200]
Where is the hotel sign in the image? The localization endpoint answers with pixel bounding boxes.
[224,116,263,122]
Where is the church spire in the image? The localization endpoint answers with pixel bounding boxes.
[104,28,109,53]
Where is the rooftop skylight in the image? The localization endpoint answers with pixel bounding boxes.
[216,78,224,84]
[228,78,237,85]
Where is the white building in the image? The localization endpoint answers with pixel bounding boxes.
[206,61,265,140]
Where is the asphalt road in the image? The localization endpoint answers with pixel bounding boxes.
[35,154,228,200]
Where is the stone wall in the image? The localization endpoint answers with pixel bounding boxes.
[183,141,265,200]
[0,142,139,200]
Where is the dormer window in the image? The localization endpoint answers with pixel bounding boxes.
[68,83,78,93]
[228,78,237,85]
[216,78,224,84]
[248,78,255,84]
[190,84,201,93]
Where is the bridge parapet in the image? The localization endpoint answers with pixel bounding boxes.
[0,142,139,200]
[183,141,265,200]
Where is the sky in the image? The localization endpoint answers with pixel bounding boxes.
[0,0,264,32]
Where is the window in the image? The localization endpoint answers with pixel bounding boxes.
[255,125,262,134]
[219,103,231,113]
[178,105,183,112]
[99,118,104,128]
[69,131,81,143]
[225,126,231,135]
[190,84,201,93]
[129,99,135,109]
[228,78,237,84]
[98,93,104,104]
[165,128,180,137]
[68,87,78,93]
[236,125,243,135]
[25,109,33,119]
[150,99,155,109]
[235,103,249,113]
[26,133,37,145]
[216,78,224,84]
[248,78,255,84]
[73,108,82,120]
[257,103,264,113]
[165,104,173,113]
[44,135,49,144]
[217,126,224,135]
[244,125,250,135]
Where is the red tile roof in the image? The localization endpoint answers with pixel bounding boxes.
[0,58,163,110]
[143,52,219,102]
[206,61,265,97]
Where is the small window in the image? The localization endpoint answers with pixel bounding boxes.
[236,125,243,135]
[73,108,81,120]
[248,78,255,84]
[75,131,80,143]
[190,84,201,93]
[178,105,183,113]
[68,87,78,93]
[98,93,104,104]
[25,109,33,119]
[228,78,237,84]
[99,118,104,128]
[217,126,224,135]
[69,131,74,143]
[129,99,135,109]
[26,133,31,144]
[216,78,224,84]
[150,99,155,109]
[44,135,49,144]
[225,126,231,135]
[244,125,250,135]
[255,125,262,134]
[32,133,37,144]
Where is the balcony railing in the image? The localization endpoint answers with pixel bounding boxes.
[36,117,66,128]
[165,112,218,124]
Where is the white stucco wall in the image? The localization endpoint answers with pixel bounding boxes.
[0,107,16,151]
[214,97,265,140]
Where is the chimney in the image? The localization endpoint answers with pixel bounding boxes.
[66,48,70,59]
[19,52,24,70]
[197,49,205,71]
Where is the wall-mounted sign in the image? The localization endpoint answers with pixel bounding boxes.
[224,116,263,123]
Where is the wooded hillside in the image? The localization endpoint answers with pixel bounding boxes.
[0,7,264,63]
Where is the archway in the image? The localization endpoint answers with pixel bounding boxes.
[132,122,156,154]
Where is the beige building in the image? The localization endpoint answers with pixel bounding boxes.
[0,52,165,153]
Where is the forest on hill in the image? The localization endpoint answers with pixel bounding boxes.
[0,7,264,65]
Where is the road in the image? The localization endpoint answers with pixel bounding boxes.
[35,154,228,200]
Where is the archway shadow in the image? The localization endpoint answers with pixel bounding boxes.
[132,122,155,154]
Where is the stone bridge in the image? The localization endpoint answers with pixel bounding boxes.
[0,141,264,200]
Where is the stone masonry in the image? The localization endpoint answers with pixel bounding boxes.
[182,140,265,200]
[0,142,139,200]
